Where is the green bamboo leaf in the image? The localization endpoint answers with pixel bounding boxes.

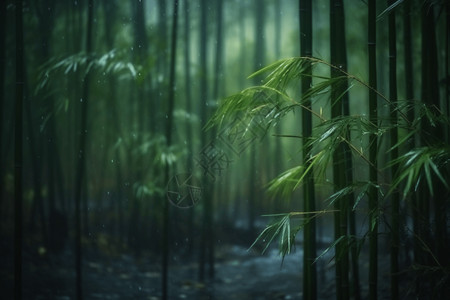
[313,235,346,264]
[353,182,374,210]
[248,58,291,79]
[424,161,434,196]
[389,146,450,197]
[377,0,404,21]
[429,160,449,189]
[249,214,292,255]
[388,128,417,152]
[267,165,305,198]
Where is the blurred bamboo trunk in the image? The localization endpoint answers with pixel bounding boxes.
[162,2,179,298]
[183,0,195,258]
[74,1,93,298]
[420,3,448,298]
[368,1,378,300]
[0,0,5,231]
[14,0,24,298]
[198,0,213,283]
[330,1,351,299]
[299,1,317,299]
[387,1,399,299]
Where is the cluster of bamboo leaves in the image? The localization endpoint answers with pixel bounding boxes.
[208,56,450,261]
[35,49,188,199]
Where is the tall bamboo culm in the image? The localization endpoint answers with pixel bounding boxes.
[74,1,93,299]
[387,1,399,299]
[368,1,378,300]
[14,0,24,299]
[299,1,317,299]
[330,1,350,299]
[162,2,179,299]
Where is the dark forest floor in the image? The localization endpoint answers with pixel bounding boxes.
[0,229,418,300]
[1,236,331,299]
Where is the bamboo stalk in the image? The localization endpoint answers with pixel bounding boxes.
[388,1,399,299]
[74,1,93,298]
[299,0,317,299]
[14,0,24,298]
[330,1,350,299]
[162,1,179,299]
[368,1,378,299]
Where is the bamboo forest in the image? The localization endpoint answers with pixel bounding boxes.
[1,0,450,299]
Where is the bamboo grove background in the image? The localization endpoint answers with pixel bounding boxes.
[1,0,449,299]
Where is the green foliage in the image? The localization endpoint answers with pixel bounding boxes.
[249,210,336,261]
[209,54,450,265]
[325,181,382,211]
[35,49,140,94]
[376,0,404,22]
[389,146,450,197]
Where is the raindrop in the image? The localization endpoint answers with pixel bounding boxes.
[80,98,83,102]
[138,286,142,291]
[111,159,114,163]
[165,115,168,119]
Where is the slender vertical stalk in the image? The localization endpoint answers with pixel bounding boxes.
[447,1,450,142]
[336,2,360,296]
[206,0,225,279]
[74,1,93,298]
[238,1,247,90]
[402,2,420,295]
[162,1,179,298]
[248,0,265,239]
[329,4,342,300]
[213,0,224,101]
[421,6,447,297]
[25,80,48,247]
[368,1,378,300]
[330,1,350,299]
[183,0,195,257]
[300,1,317,299]
[14,0,24,298]
[274,0,283,192]
[388,1,399,299]
[0,0,6,225]
[198,0,208,282]
[418,8,432,296]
